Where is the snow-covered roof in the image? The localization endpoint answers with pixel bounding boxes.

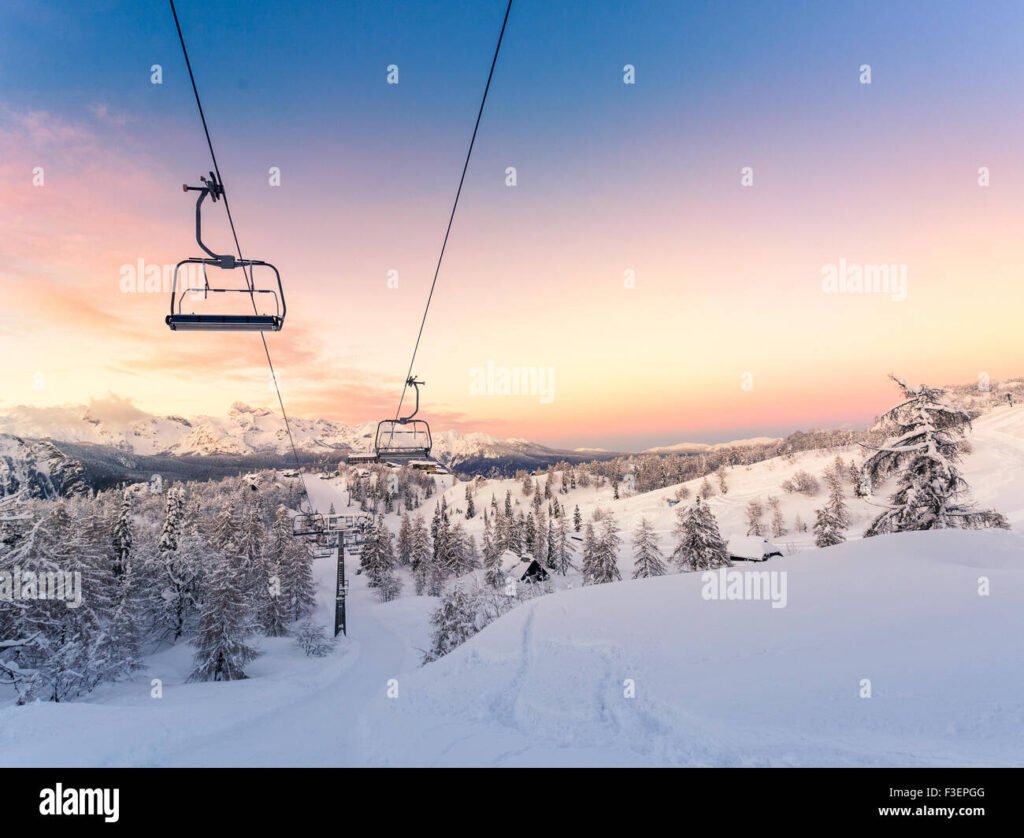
[726,536,782,559]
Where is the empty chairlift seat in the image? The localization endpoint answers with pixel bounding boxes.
[374,376,440,463]
[374,419,433,460]
[166,173,286,332]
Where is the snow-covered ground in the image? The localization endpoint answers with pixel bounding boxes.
[357,528,1023,766]
[1,407,1021,766]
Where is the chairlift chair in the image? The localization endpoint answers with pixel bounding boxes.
[375,376,435,461]
[292,511,325,539]
[166,173,286,332]
[311,532,337,559]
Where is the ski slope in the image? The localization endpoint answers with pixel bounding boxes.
[356,528,1023,766]
[1,406,1021,766]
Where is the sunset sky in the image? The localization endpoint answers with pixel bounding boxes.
[1,0,1022,450]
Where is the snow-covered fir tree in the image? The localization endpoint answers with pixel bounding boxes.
[545,517,557,570]
[154,486,202,641]
[671,497,731,571]
[410,515,433,595]
[814,460,850,548]
[397,512,413,566]
[583,511,622,585]
[482,513,504,588]
[111,486,133,579]
[631,516,666,578]
[699,477,715,499]
[862,376,1008,535]
[360,517,401,602]
[813,506,845,548]
[188,541,259,682]
[745,499,765,536]
[554,513,575,575]
[423,585,478,663]
[14,501,110,701]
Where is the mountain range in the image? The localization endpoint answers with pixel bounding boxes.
[0,398,904,498]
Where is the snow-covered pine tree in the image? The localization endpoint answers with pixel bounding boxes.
[523,512,537,558]
[824,461,849,530]
[269,505,314,626]
[532,488,543,513]
[535,509,548,563]
[813,505,845,547]
[745,499,765,536]
[581,520,596,580]
[554,513,575,575]
[482,513,503,589]
[262,551,291,637]
[494,503,511,553]
[464,485,476,519]
[410,515,433,596]
[422,584,478,663]
[545,516,557,570]
[573,504,582,532]
[111,486,133,579]
[767,495,787,537]
[862,376,1009,535]
[507,511,524,556]
[715,465,728,494]
[397,512,413,566]
[671,497,731,572]
[102,559,144,679]
[17,501,112,701]
[584,512,622,585]
[236,491,269,603]
[447,521,470,576]
[631,516,666,578]
[188,541,259,682]
[466,533,480,571]
[361,517,401,602]
[154,485,189,635]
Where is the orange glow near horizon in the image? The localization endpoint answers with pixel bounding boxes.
[2,70,1023,449]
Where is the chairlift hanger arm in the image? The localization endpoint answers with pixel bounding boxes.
[402,376,424,422]
[182,172,234,267]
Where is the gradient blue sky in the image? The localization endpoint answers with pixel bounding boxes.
[1,1,1022,449]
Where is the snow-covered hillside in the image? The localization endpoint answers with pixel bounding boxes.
[1,406,1020,766]
[358,528,1023,767]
